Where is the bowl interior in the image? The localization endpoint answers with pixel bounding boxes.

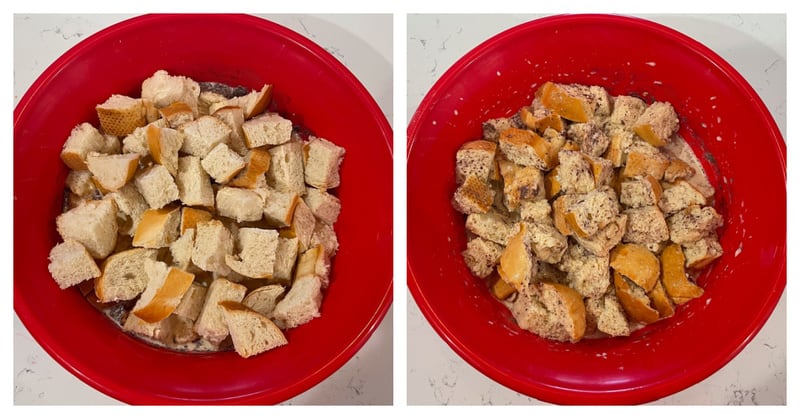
[14,14,392,404]
[407,14,785,404]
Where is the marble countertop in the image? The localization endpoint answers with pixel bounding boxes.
[13,13,393,405]
[407,14,786,405]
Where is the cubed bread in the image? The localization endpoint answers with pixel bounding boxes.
[141,70,201,113]
[497,127,555,170]
[180,115,232,158]
[667,205,724,244]
[304,136,346,190]
[621,149,670,180]
[511,281,586,342]
[146,125,184,176]
[558,243,610,299]
[158,101,194,128]
[173,282,207,321]
[500,163,544,212]
[455,140,497,184]
[60,122,107,170]
[225,228,279,279]
[497,225,537,292]
[202,143,246,184]
[208,84,272,119]
[169,228,195,270]
[94,247,158,302]
[482,117,515,141]
[122,120,167,156]
[285,199,316,252]
[564,187,619,238]
[107,183,149,236]
[86,152,140,192]
[176,156,215,207]
[263,187,300,228]
[273,237,299,283]
[131,260,195,323]
[180,207,213,235]
[199,91,227,115]
[65,170,99,198]
[465,210,519,246]
[47,239,101,289]
[566,121,609,157]
[56,199,118,259]
[581,153,614,188]
[658,180,707,215]
[519,199,552,224]
[268,141,306,195]
[295,244,332,287]
[520,98,565,134]
[271,275,323,329]
[215,187,264,223]
[557,149,596,194]
[303,187,341,226]
[663,157,696,183]
[194,277,247,344]
[633,101,679,147]
[191,220,235,276]
[620,175,662,208]
[242,285,285,317]
[573,214,627,257]
[603,128,635,168]
[682,234,723,269]
[122,312,174,342]
[585,293,630,337]
[524,221,568,264]
[462,237,503,278]
[309,222,339,258]
[219,300,288,358]
[134,164,179,209]
[132,205,181,248]
[242,113,292,148]
[608,95,647,127]
[229,147,271,189]
[212,106,248,155]
[622,205,670,244]
[96,94,147,136]
[452,174,495,215]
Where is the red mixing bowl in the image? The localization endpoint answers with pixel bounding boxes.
[14,14,392,404]
[407,14,785,405]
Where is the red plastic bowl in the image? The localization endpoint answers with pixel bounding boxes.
[14,14,392,405]
[407,14,785,405]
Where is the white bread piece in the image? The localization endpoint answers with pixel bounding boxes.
[173,282,207,321]
[169,228,195,270]
[131,260,195,323]
[56,199,118,259]
[455,140,497,184]
[304,136,345,190]
[620,176,662,209]
[122,120,168,156]
[191,220,234,275]
[225,228,279,279]
[573,214,628,257]
[108,183,149,236]
[201,143,246,184]
[96,94,147,136]
[122,312,173,341]
[194,277,247,344]
[519,199,552,225]
[287,199,316,252]
[176,156,215,208]
[199,91,228,116]
[465,211,519,246]
[215,187,264,223]
[85,152,140,192]
[60,122,107,170]
[263,187,300,228]
[146,125,184,176]
[564,187,620,238]
[102,134,122,154]
[558,243,610,299]
[557,149,596,194]
[212,106,248,155]
[132,205,181,248]
[229,147,271,188]
[523,221,568,264]
[273,237,299,283]
[180,207,213,234]
[682,234,723,269]
[667,205,724,245]
[309,221,339,258]
[219,300,288,358]
[633,101,680,147]
[208,84,272,119]
[158,101,194,128]
[94,248,158,302]
[241,113,292,148]
[511,281,586,343]
[566,120,610,157]
[303,187,341,226]
[271,275,323,329]
[268,141,306,195]
[134,164,179,209]
[451,174,495,215]
[462,237,503,278]
[622,205,670,245]
[242,285,286,317]
[141,70,201,114]
[658,180,707,215]
[47,239,101,289]
[180,115,232,158]
[295,244,331,287]
[585,293,630,337]
[608,95,647,128]
[65,170,100,198]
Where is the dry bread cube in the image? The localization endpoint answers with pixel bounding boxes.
[47,239,101,289]
[465,210,519,246]
[173,282,207,321]
[622,205,670,245]
[216,187,264,223]
[192,220,234,276]
[585,293,630,337]
[573,214,627,257]
[462,237,503,278]
[242,113,292,148]
[176,156,215,207]
[96,94,147,136]
[146,125,184,176]
[180,207,213,235]
[180,115,232,158]
[94,248,158,302]
[108,183,149,236]
[122,120,168,156]
[158,101,194,128]
[295,245,332,287]
[208,84,272,119]
[271,275,323,329]
[131,260,195,323]
[567,121,610,157]
[682,234,723,269]
[287,199,316,252]
[557,243,610,299]
[303,187,341,225]
[225,228,279,279]
[557,150,596,194]
[229,147,271,189]
[482,117,516,141]
[220,301,288,358]
[658,180,707,215]
[56,199,118,259]
[667,205,723,244]
[268,141,306,195]
[199,91,228,115]
[263,187,300,228]
[519,199,552,224]
[523,221,568,264]
[134,164,179,209]
[497,128,554,170]
[213,106,248,155]
[456,140,497,184]
[201,143,246,184]
[194,278,247,344]
[565,187,620,238]
[132,206,181,248]
[620,176,662,208]
[60,122,108,170]
[608,95,647,128]
[273,237,299,283]
[65,170,99,198]
[452,174,495,215]
[141,70,201,113]
[242,285,285,317]
[86,152,140,192]
[169,228,195,270]
[304,136,345,190]
[309,222,339,258]
[633,101,680,147]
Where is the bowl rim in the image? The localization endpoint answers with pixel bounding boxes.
[14,13,393,404]
[407,13,786,404]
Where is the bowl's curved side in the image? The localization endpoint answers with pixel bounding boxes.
[407,14,785,404]
[15,13,392,405]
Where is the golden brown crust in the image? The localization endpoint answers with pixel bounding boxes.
[549,282,587,342]
[609,243,660,292]
[661,243,704,304]
[537,82,590,123]
[229,148,271,188]
[180,207,213,235]
[613,271,659,324]
[133,267,195,323]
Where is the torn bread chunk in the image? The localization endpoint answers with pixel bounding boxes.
[519,199,552,224]
[309,222,338,258]
[60,122,108,170]
[482,117,516,141]
[141,69,201,113]
[603,128,636,168]
[462,237,503,279]
[268,141,306,195]
[520,98,565,134]
[304,136,345,190]
[131,260,195,323]
[667,205,724,245]
[220,301,288,358]
[573,214,627,257]
[169,228,195,270]
[173,282,207,321]
[497,225,537,292]
[86,152,140,192]
[134,164,179,209]
[192,220,235,276]
[122,120,167,157]
[621,148,670,180]
[622,205,670,245]
[523,221,568,264]
[242,285,285,318]
[66,170,100,198]
[558,149,596,194]
[201,143,246,184]
[273,237,299,283]
[108,183,149,236]
[295,245,331,287]
[585,293,630,337]
[620,176,662,209]
[179,115,232,158]
[499,162,544,212]
[176,156,215,207]
[456,140,497,184]
[564,187,619,238]
[146,125,184,176]
[94,248,158,302]
[96,94,147,136]
[633,101,680,147]
[158,101,194,128]
[208,84,272,119]
[47,240,101,289]
[536,82,609,123]
[229,147,271,189]
[225,228,279,279]
[216,187,264,223]
[608,95,647,128]
[271,275,323,329]
[263,187,300,228]
[194,278,247,344]
[242,113,292,148]
[56,199,118,259]
[132,205,181,248]
[285,199,316,252]
[180,207,213,235]
[558,243,610,299]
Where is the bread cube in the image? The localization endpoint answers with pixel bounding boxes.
[180,115,232,158]
[225,228,279,279]
[268,141,306,195]
[194,278,247,344]
[134,164,179,209]
[558,244,610,299]
[107,183,149,236]
[682,234,723,269]
[462,237,503,278]
[557,149,596,194]
[176,156,215,207]
[229,147,271,188]
[452,174,495,215]
[519,199,552,224]
[304,136,345,190]
[146,125,184,176]
[273,237,300,283]
[303,187,341,226]
[271,275,323,329]
[667,205,723,244]
[169,228,195,271]
[56,199,118,259]
[208,84,272,119]
[96,94,147,136]
[141,70,201,113]
[658,180,707,215]
[567,121,609,157]
[263,187,300,228]
[633,101,679,147]
[132,205,181,248]
[520,98,565,134]
[216,187,264,223]
[94,248,158,302]
[497,127,554,170]
[622,205,669,244]
[60,122,107,170]
[86,152,140,192]
[455,140,497,184]
[564,187,619,238]
[524,221,568,264]
[482,117,516,141]
[192,220,235,275]
[47,239,101,289]
[608,95,647,128]
[201,143,246,184]
[573,214,627,257]
[242,113,292,148]
[158,101,194,128]
[212,106,248,155]
[173,282,207,321]
[620,176,662,208]
[465,210,519,246]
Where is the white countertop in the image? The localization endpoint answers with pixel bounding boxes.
[13,13,393,405]
[407,14,786,405]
